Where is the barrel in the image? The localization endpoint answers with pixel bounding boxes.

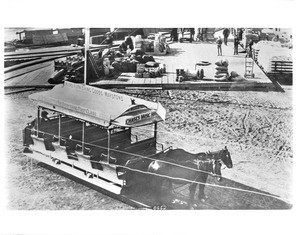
[185,69,200,79]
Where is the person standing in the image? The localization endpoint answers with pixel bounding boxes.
[233,35,239,55]
[178,28,184,42]
[288,35,293,49]
[189,28,195,42]
[196,28,201,41]
[171,28,178,42]
[247,39,254,57]
[223,28,230,45]
[238,28,243,41]
[179,28,184,39]
[216,36,223,56]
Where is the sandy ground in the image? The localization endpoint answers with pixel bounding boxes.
[4,85,292,209]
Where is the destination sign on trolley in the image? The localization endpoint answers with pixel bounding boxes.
[126,112,153,125]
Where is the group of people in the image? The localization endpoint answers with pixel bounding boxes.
[170,28,210,42]
[216,28,244,56]
[171,28,257,57]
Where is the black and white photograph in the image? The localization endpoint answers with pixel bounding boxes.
[1,0,298,235]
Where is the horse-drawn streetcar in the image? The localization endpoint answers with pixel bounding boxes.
[22,81,233,209]
[23,81,169,194]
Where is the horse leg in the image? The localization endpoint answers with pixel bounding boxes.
[166,179,173,191]
[215,161,222,182]
[153,176,164,203]
[198,173,209,202]
[188,182,197,209]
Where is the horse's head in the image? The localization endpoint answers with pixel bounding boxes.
[219,146,233,168]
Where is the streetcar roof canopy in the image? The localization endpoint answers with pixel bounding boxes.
[29,81,166,128]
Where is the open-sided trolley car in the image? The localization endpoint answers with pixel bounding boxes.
[23,81,169,196]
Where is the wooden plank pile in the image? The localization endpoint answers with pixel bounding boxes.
[270,60,292,73]
[32,33,68,45]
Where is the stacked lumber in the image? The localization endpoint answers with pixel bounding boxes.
[270,60,292,73]
[32,33,68,45]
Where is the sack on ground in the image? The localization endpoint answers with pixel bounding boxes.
[221,59,229,67]
[215,66,228,71]
[215,60,223,66]
[215,73,228,78]
[142,55,155,63]
[112,61,123,72]
[230,71,239,78]
[145,61,160,67]
[215,70,229,75]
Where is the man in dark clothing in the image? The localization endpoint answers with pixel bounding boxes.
[189,28,195,42]
[223,28,230,45]
[248,39,254,57]
[203,28,207,41]
[171,28,178,42]
[234,36,239,55]
[238,29,243,41]
[125,36,134,50]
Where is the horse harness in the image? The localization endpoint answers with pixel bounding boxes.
[191,158,220,177]
[205,150,228,170]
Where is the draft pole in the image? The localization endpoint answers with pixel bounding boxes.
[84,28,90,85]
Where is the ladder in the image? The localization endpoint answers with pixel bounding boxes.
[244,57,254,78]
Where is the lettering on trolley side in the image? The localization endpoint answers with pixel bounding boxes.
[126,112,153,125]
[66,81,124,101]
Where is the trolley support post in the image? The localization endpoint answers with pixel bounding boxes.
[58,114,61,144]
[82,122,85,152]
[107,128,111,163]
[37,106,40,136]
[84,28,90,85]
[154,122,158,140]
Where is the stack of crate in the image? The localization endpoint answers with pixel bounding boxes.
[205,28,215,42]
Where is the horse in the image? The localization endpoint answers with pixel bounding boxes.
[147,146,232,208]
[165,146,233,181]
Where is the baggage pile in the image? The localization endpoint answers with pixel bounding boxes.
[135,63,166,78]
